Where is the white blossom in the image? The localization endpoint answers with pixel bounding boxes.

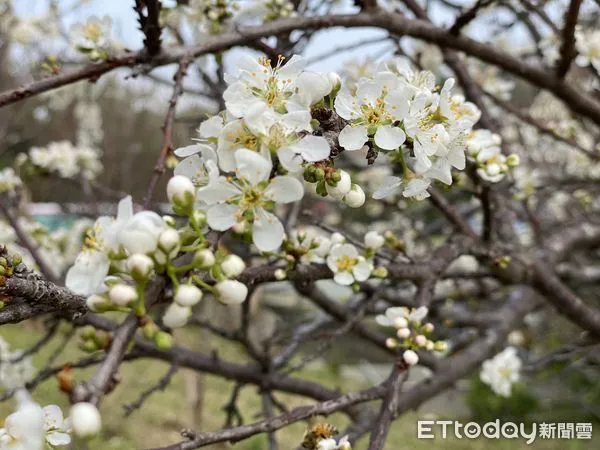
[0,391,45,449]
[480,346,522,397]
[575,28,600,73]
[364,231,384,250]
[197,149,303,252]
[335,73,409,151]
[0,168,22,194]
[326,244,372,286]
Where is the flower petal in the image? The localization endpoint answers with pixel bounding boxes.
[263,176,304,203]
[198,116,223,138]
[334,271,354,285]
[65,251,110,296]
[338,125,368,151]
[174,144,204,158]
[292,135,330,162]
[196,178,241,205]
[353,260,372,282]
[372,176,402,199]
[252,208,284,252]
[46,431,71,446]
[374,125,406,150]
[207,204,239,231]
[235,149,272,186]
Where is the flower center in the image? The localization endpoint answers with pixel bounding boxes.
[336,255,357,271]
[240,188,263,209]
[228,127,259,152]
[84,23,102,42]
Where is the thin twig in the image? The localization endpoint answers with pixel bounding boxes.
[144,55,191,209]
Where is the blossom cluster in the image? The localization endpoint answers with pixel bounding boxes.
[0,168,22,195]
[541,26,600,75]
[259,0,297,21]
[282,228,390,287]
[480,346,522,397]
[174,54,338,251]
[0,390,102,449]
[0,391,71,448]
[162,0,238,35]
[17,141,102,181]
[70,16,117,62]
[339,57,481,200]
[377,306,446,366]
[65,192,249,345]
[466,130,519,183]
[574,27,600,74]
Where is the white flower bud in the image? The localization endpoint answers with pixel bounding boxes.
[162,303,191,328]
[343,184,365,208]
[393,317,408,329]
[364,231,384,250]
[486,163,501,177]
[425,340,434,351]
[207,9,219,20]
[193,249,215,268]
[127,254,154,281]
[70,402,101,438]
[396,327,411,339]
[403,349,419,366]
[414,334,427,347]
[434,341,448,352]
[215,280,248,305]
[86,294,109,312]
[158,228,180,254]
[167,175,195,211]
[385,337,398,349]
[326,170,351,199]
[108,284,138,307]
[232,221,247,234]
[423,322,435,334]
[220,254,246,278]
[162,215,176,227]
[174,285,203,307]
[506,153,520,167]
[274,268,286,280]
[327,72,342,92]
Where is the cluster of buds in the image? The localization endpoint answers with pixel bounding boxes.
[0,248,22,278]
[377,306,447,366]
[199,0,236,34]
[466,130,519,183]
[140,317,175,350]
[77,326,110,353]
[86,279,140,313]
[69,16,115,62]
[262,0,297,21]
[304,166,365,208]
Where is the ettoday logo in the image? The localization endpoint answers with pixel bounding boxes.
[417,420,593,444]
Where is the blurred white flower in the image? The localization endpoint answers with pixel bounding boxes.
[480,346,522,397]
